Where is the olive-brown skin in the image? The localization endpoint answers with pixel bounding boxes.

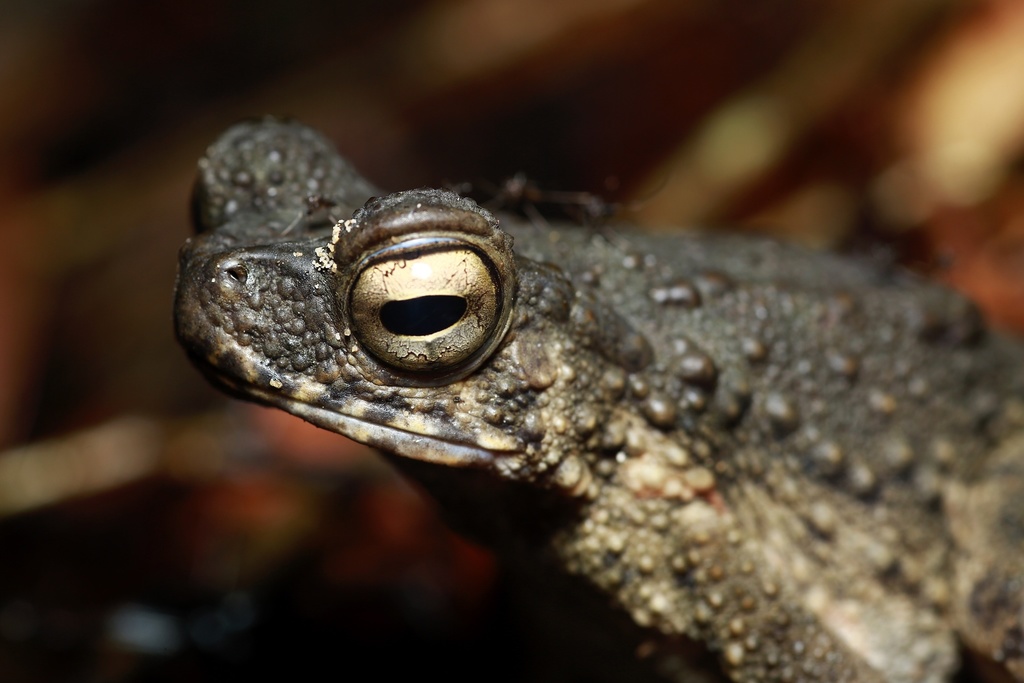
[175,119,1024,682]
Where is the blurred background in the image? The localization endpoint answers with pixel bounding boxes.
[1,0,1023,680]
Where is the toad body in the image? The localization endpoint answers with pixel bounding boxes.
[174,120,1024,683]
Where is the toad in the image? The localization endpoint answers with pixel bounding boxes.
[174,119,1024,682]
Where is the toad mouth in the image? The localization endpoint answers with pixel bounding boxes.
[200,358,523,468]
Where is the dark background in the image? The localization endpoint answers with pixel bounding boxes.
[0,0,1022,680]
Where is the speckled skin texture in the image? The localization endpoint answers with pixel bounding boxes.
[175,119,1024,682]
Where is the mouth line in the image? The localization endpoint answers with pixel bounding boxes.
[204,362,519,467]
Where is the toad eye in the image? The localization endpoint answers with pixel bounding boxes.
[348,239,510,377]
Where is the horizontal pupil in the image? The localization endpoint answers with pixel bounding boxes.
[380,295,468,337]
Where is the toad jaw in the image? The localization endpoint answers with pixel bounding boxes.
[199,355,524,468]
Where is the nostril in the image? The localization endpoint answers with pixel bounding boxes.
[226,266,247,283]
[222,262,248,285]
